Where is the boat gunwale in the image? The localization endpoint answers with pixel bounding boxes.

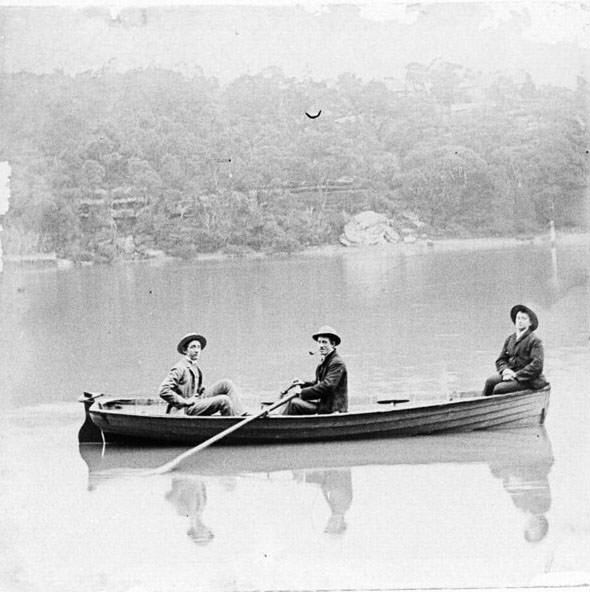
[89,386,550,423]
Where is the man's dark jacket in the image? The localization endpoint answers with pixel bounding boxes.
[495,329,548,389]
[299,349,348,413]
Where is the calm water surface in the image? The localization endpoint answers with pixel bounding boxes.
[1,239,589,591]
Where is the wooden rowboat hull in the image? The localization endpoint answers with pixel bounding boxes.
[85,386,550,446]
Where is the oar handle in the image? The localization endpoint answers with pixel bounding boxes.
[148,389,300,475]
[280,382,300,396]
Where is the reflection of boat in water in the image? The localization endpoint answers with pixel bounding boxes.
[79,426,553,478]
[80,427,553,542]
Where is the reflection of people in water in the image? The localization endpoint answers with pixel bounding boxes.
[165,477,214,545]
[489,455,552,543]
[301,469,353,534]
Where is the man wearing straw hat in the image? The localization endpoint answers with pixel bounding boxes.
[158,332,248,416]
[282,325,348,415]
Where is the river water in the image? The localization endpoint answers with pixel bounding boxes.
[1,238,589,591]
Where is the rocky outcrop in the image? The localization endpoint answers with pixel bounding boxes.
[340,210,426,246]
[340,211,398,246]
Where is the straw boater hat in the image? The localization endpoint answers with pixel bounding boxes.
[510,305,539,331]
[177,333,207,354]
[312,325,341,346]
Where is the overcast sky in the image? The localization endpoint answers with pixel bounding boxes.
[0,1,589,86]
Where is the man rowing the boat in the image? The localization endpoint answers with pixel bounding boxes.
[282,325,348,415]
[158,333,248,416]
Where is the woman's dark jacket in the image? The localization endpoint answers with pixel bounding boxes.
[495,329,548,389]
[300,349,348,413]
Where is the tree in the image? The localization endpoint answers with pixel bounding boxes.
[401,145,495,230]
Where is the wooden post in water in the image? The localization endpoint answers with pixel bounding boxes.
[549,219,556,250]
[0,222,3,274]
[0,162,11,274]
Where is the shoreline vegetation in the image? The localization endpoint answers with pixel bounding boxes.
[2,230,588,270]
[1,64,588,267]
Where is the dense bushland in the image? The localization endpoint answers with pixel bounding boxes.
[1,63,587,261]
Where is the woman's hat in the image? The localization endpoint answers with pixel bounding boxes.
[312,325,341,346]
[510,305,539,331]
[177,333,207,354]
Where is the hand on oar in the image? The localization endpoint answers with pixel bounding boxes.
[281,381,302,397]
[281,380,302,394]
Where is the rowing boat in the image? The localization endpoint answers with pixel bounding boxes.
[79,385,550,445]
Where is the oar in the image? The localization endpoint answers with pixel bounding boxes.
[148,385,300,475]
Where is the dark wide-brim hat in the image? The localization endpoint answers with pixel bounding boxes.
[177,333,207,354]
[312,325,341,346]
[510,305,539,331]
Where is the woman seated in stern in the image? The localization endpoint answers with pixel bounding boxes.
[482,304,549,397]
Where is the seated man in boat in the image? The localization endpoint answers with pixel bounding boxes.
[158,332,248,416]
[282,326,348,415]
[482,304,548,397]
